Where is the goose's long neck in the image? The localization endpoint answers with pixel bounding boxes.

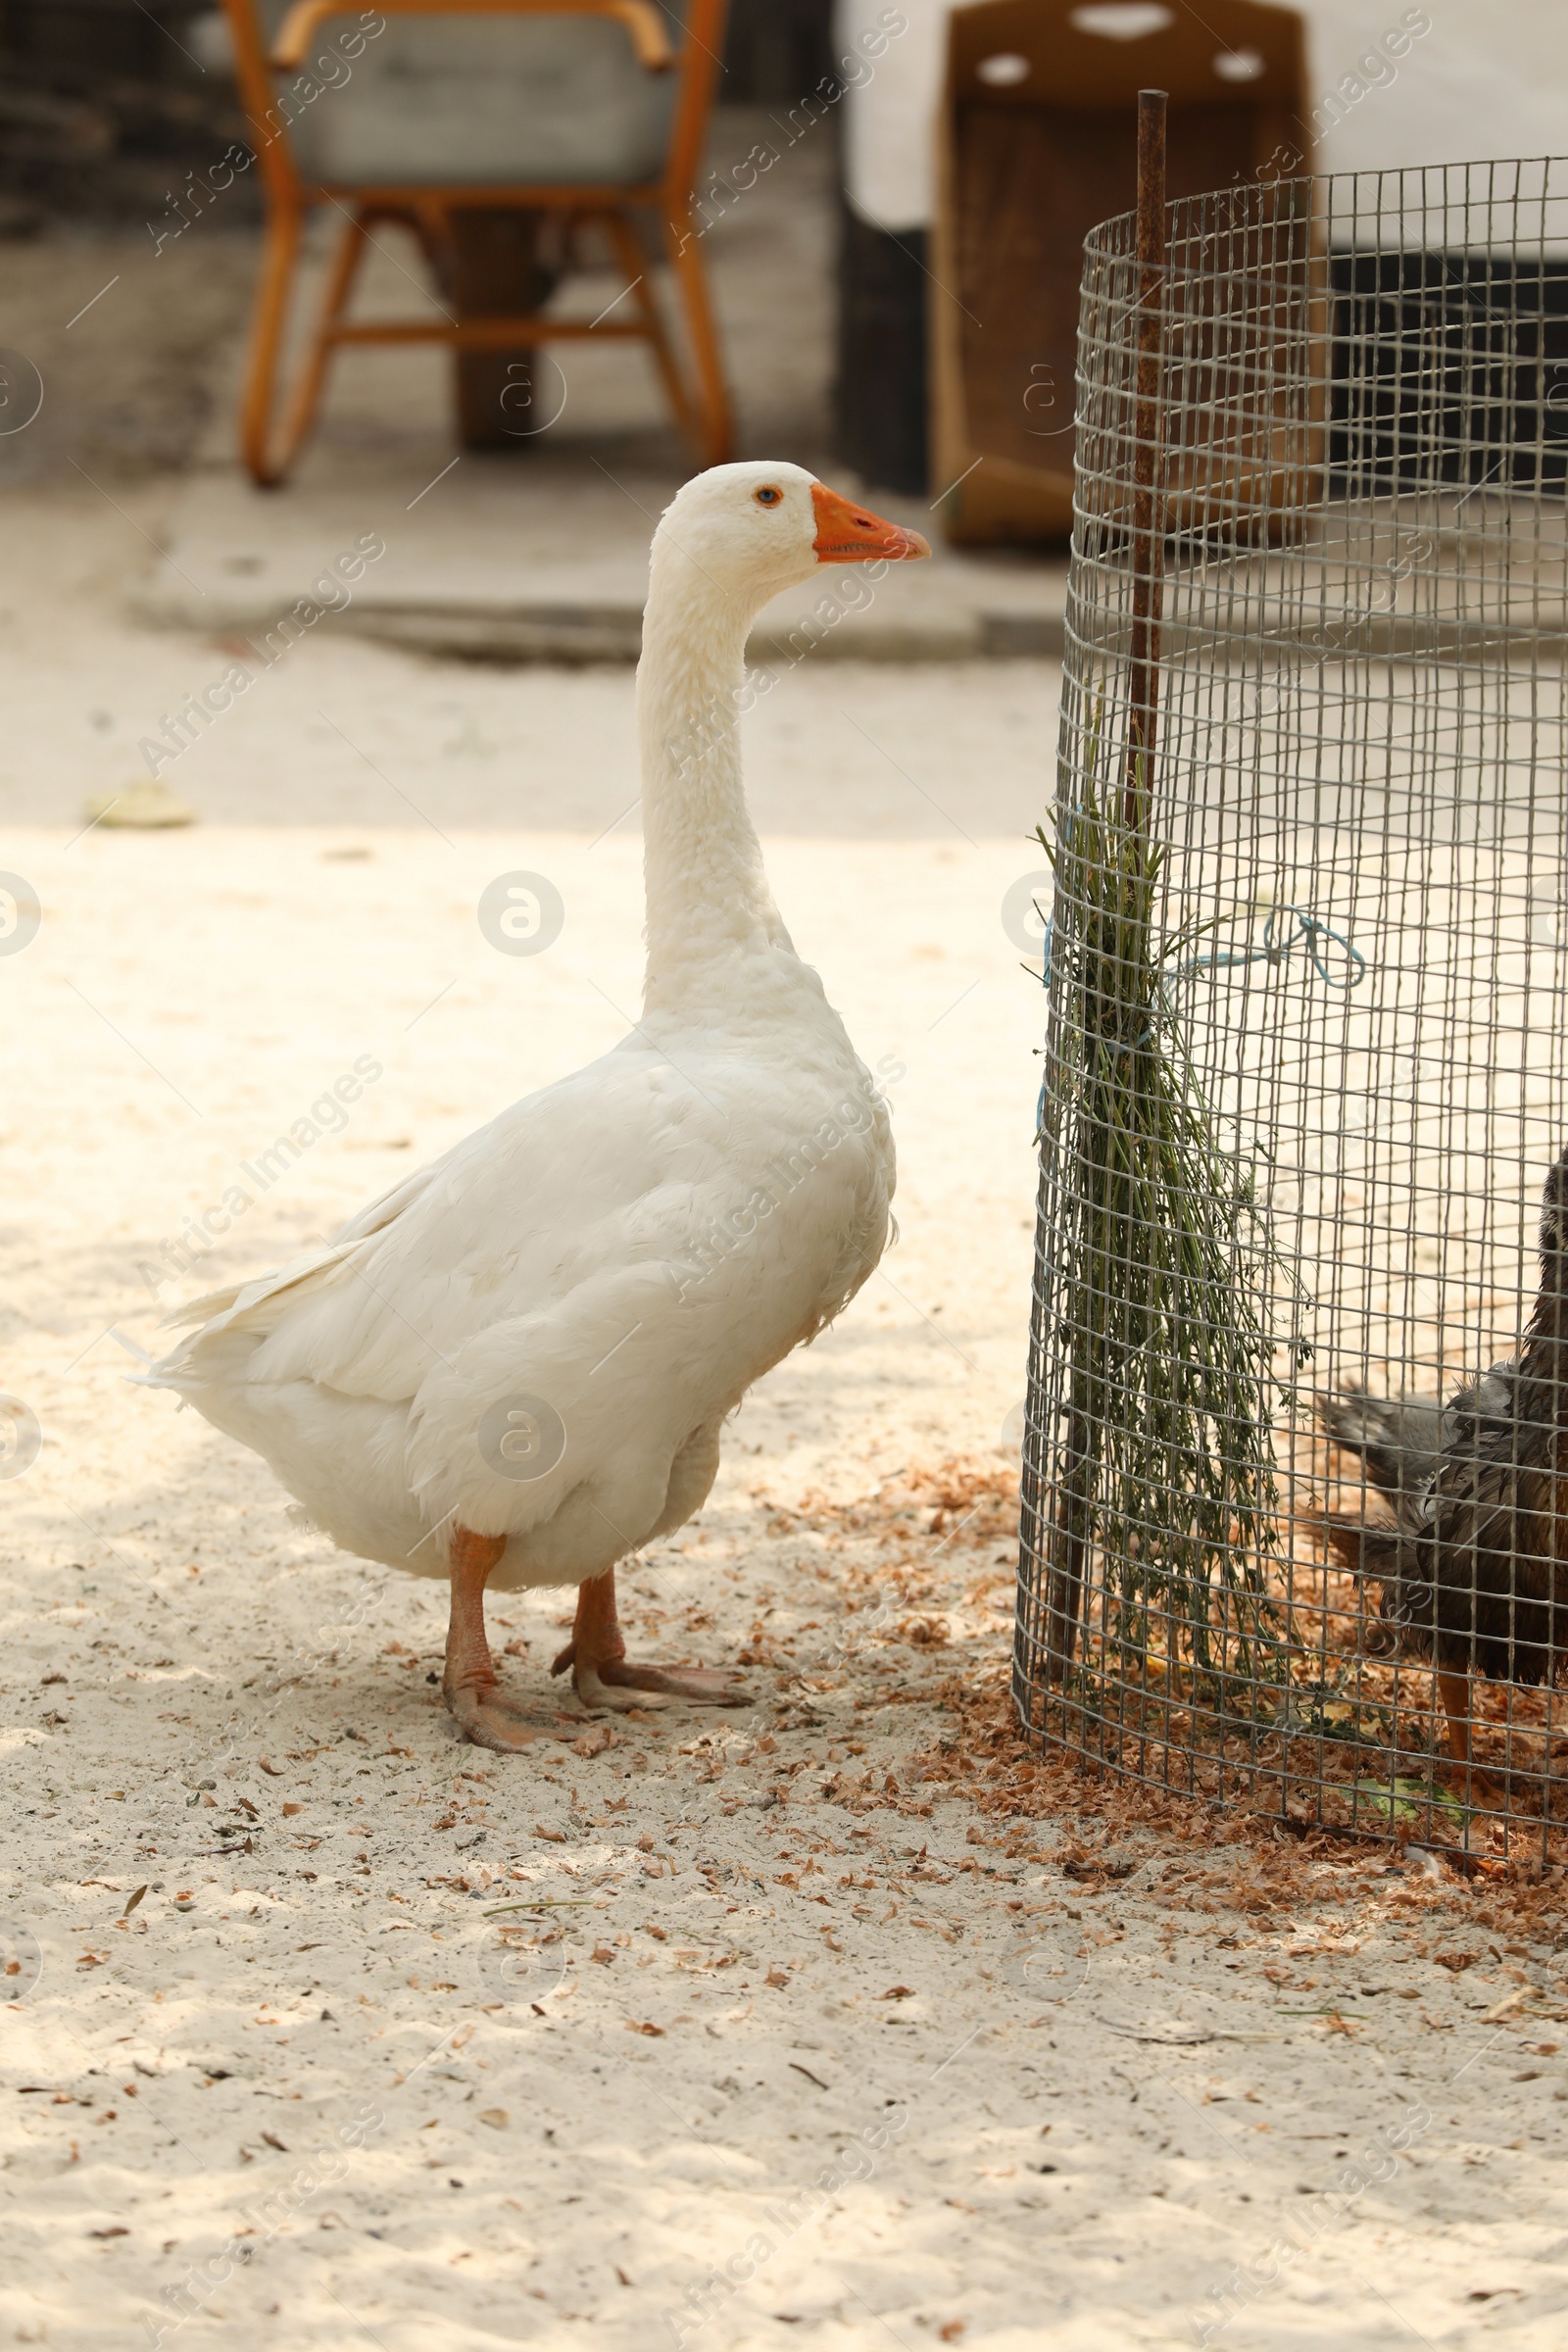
[636,547,785,1019]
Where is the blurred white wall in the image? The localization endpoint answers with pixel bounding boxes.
[836,0,1568,228]
[838,0,950,229]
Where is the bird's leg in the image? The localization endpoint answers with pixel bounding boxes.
[443,1526,536,1753]
[551,1566,751,1713]
[1437,1669,1473,1767]
[1436,1666,1500,1800]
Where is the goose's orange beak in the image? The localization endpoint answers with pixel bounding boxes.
[811,481,930,564]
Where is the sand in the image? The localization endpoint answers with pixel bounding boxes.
[4,504,1568,2352]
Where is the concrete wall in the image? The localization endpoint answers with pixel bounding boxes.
[1300,0,1568,175]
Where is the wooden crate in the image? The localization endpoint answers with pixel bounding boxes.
[931,0,1307,544]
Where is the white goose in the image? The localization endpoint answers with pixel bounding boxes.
[151,462,928,1750]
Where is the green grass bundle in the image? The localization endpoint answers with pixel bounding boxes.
[1039,701,1283,1696]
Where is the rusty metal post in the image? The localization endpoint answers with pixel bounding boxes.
[1123,88,1168,823]
[1044,90,1172,1691]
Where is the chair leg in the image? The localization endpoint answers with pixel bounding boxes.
[661,206,733,467]
[240,194,305,488]
[270,207,371,483]
[603,209,698,450]
[241,201,370,488]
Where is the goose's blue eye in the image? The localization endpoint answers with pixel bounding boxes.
[754,486,783,508]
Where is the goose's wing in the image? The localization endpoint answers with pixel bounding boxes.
[156,1129,471,1352]
[155,1046,734,1396]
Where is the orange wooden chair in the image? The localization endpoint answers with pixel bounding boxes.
[221,0,732,484]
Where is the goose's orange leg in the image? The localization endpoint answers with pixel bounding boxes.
[551,1566,751,1713]
[443,1526,536,1753]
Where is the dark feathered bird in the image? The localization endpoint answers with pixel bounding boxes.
[1317,1147,1568,1772]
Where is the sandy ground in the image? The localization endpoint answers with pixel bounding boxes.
[4,488,1568,2352]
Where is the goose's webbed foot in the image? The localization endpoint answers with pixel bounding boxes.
[552,1568,752,1713]
[445,1678,540,1753]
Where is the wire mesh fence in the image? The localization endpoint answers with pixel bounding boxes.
[1014,138,1568,1864]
